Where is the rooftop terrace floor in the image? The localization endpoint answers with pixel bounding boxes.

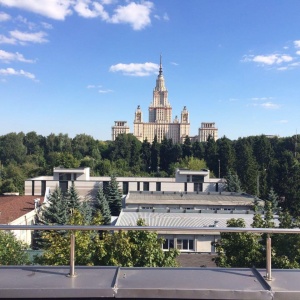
[1,266,300,299]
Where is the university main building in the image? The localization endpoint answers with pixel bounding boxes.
[112,57,218,143]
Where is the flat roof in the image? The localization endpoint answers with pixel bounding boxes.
[126,192,258,206]
[1,266,299,299]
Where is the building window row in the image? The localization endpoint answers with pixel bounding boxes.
[162,238,194,251]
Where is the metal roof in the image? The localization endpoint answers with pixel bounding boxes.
[116,211,276,228]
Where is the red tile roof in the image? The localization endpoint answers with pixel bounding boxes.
[0,195,43,224]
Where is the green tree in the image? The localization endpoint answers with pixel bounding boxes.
[204,135,218,174]
[235,138,258,195]
[0,231,29,265]
[33,187,69,249]
[225,170,242,193]
[0,132,26,165]
[35,210,102,266]
[192,141,205,159]
[99,219,179,267]
[95,186,111,225]
[150,135,160,172]
[215,218,263,268]
[182,136,192,158]
[105,174,122,216]
[141,139,151,172]
[217,136,236,178]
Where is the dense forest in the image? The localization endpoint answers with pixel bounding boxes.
[0,131,300,215]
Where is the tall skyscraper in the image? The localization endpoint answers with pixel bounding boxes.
[133,56,190,143]
[112,56,218,143]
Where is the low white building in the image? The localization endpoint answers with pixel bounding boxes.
[25,167,225,198]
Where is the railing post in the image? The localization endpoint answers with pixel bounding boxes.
[265,233,272,281]
[68,230,77,277]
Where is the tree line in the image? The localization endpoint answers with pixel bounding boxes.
[1,131,300,214]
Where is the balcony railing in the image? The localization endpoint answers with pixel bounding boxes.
[1,224,300,281]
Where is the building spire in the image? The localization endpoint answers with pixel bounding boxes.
[159,54,163,76]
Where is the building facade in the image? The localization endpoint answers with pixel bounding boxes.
[112,121,130,141]
[199,122,218,142]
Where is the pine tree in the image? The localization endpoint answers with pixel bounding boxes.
[105,174,122,216]
[66,183,82,211]
[33,187,69,249]
[95,186,111,224]
[268,188,279,213]
[41,187,69,225]
[225,170,242,193]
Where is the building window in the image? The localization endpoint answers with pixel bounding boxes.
[192,175,204,183]
[137,182,140,191]
[176,239,194,251]
[123,182,129,194]
[194,183,203,192]
[59,181,68,194]
[59,173,71,181]
[41,180,46,196]
[187,175,190,182]
[162,239,174,250]
[156,182,161,191]
[141,206,153,210]
[32,181,35,196]
[143,182,149,191]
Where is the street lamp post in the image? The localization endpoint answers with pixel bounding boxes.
[218,159,220,178]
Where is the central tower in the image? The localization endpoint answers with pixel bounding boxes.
[133,56,190,143]
[148,55,172,123]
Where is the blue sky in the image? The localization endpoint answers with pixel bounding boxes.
[0,0,300,141]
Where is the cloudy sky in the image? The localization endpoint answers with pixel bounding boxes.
[0,0,300,141]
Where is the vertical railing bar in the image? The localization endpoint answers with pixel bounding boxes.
[265,233,272,281]
[67,230,77,278]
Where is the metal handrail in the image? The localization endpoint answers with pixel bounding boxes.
[2,224,300,280]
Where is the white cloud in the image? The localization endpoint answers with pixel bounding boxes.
[109,1,153,30]
[163,13,169,21]
[296,50,300,56]
[251,97,273,101]
[0,0,73,20]
[109,62,159,76]
[0,67,36,80]
[251,54,293,65]
[99,88,113,93]
[261,102,280,109]
[171,62,178,66]
[294,40,300,48]
[0,11,11,21]
[0,1,161,30]
[0,50,35,63]
[0,34,16,44]
[10,30,48,44]
[279,120,288,124]
[41,22,53,29]
[15,15,36,30]
[74,0,109,19]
